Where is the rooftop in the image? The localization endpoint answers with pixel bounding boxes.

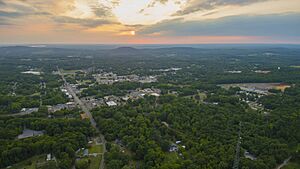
[18,129,44,139]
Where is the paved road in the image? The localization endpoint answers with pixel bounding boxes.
[58,68,106,169]
[276,156,292,169]
[0,111,36,117]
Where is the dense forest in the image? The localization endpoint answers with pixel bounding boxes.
[0,116,95,168]
[92,85,300,169]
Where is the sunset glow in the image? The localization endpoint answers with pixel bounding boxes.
[0,0,300,44]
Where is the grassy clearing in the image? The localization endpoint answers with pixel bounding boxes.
[198,92,207,101]
[164,152,179,163]
[9,155,43,169]
[275,85,291,91]
[88,144,103,154]
[88,155,102,169]
[78,80,92,85]
[62,69,82,74]
[282,162,300,169]
[9,155,57,169]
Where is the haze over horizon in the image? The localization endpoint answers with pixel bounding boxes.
[1,0,300,44]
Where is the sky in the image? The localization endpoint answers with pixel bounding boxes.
[0,0,300,44]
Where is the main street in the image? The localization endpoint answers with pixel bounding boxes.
[58,67,106,169]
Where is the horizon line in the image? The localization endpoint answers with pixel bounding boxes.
[1,43,300,46]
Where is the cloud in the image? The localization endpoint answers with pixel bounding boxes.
[175,0,268,15]
[139,13,300,37]
[0,0,118,28]
[0,9,50,22]
[139,0,181,14]
[53,16,117,28]
[1,0,300,44]
[0,0,5,6]
[0,0,52,19]
[92,6,112,18]
[0,10,23,18]
[0,10,50,27]
[0,18,11,25]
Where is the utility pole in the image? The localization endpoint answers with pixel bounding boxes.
[233,121,242,169]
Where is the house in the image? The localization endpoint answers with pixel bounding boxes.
[20,108,39,115]
[46,154,52,161]
[18,129,44,139]
[128,91,144,100]
[244,151,257,160]
[83,149,89,157]
[161,121,169,127]
[104,95,121,102]
[122,96,130,101]
[115,139,124,147]
[66,102,76,107]
[176,141,182,144]
[169,144,178,152]
[106,101,117,106]
[150,93,160,97]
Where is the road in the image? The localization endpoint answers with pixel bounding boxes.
[0,110,36,117]
[58,67,106,169]
[276,156,292,169]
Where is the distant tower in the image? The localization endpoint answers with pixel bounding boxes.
[233,122,242,169]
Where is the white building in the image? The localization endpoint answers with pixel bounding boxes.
[106,101,117,107]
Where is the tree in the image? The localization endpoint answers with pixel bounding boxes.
[75,159,90,169]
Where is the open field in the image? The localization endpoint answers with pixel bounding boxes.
[62,69,83,75]
[8,155,57,169]
[220,83,291,93]
[275,84,292,91]
[282,162,300,169]
[88,144,104,154]
[221,83,281,90]
[88,155,102,169]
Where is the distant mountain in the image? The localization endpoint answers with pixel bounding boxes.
[0,46,80,58]
[112,47,139,52]
[109,47,142,55]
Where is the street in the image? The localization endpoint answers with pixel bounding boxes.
[58,67,106,169]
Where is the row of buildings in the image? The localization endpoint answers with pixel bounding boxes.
[80,88,161,108]
[93,72,157,85]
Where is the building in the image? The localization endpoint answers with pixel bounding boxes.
[93,72,157,84]
[83,149,89,157]
[150,93,160,97]
[46,154,52,161]
[169,144,178,152]
[121,96,130,101]
[106,101,117,106]
[244,151,257,160]
[80,113,89,120]
[18,129,44,139]
[126,88,161,100]
[20,108,39,115]
[81,97,104,108]
[48,102,76,113]
[175,141,182,144]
